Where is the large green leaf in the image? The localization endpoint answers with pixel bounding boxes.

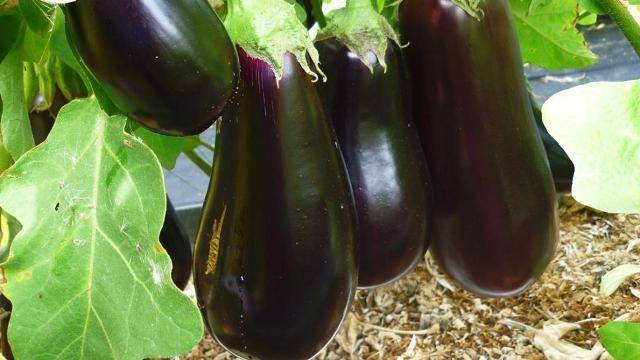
[509,0,597,70]
[0,98,203,359]
[0,28,35,161]
[599,322,640,360]
[542,80,640,213]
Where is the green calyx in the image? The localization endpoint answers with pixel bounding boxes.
[451,0,485,21]
[224,0,324,81]
[315,0,400,73]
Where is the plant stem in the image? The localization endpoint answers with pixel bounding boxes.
[598,0,640,57]
[198,138,215,152]
[0,0,18,11]
[185,149,213,175]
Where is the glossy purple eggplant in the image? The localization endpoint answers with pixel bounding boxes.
[531,95,574,194]
[193,49,357,360]
[64,0,238,136]
[161,198,192,290]
[400,0,558,297]
[0,295,13,360]
[316,39,432,288]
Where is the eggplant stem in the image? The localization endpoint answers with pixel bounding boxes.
[598,0,640,58]
[185,150,213,175]
[451,0,484,21]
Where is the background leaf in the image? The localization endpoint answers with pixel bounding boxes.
[600,264,640,297]
[133,128,199,170]
[19,0,54,36]
[578,0,605,15]
[509,0,597,70]
[0,10,22,64]
[0,98,203,359]
[599,322,640,360]
[0,28,35,161]
[542,80,640,213]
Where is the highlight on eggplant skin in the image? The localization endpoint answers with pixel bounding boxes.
[161,198,193,290]
[193,49,358,360]
[316,39,432,289]
[400,0,559,298]
[64,0,239,136]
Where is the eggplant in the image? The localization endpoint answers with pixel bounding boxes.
[400,0,558,297]
[531,95,574,194]
[316,39,432,288]
[193,49,357,359]
[64,0,239,136]
[0,295,13,360]
[29,110,55,145]
[161,198,193,290]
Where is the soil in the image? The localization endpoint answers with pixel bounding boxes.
[183,197,640,359]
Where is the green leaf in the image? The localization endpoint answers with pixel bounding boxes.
[578,0,605,15]
[33,51,55,111]
[0,29,35,161]
[50,8,85,79]
[528,0,551,12]
[133,127,199,170]
[542,80,640,213]
[599,322,640,360]
[600,264,640,297]
[49,8,117,113]
[0,97,203,359]
[577,11,598,26]
[509,0,597,70]
[22,24,50,63]
[22,61,37,111]
[0,10,22,64]
[19,0,54,36]
[53,56,88,101]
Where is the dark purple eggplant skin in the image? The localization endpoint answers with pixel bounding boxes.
[316,39,432,288]
[400,0,558,297]
[531,95,574,194]
[161,198,193,290]
[64,0,238,136]
[193,49,358,360]
[0,295,13,360]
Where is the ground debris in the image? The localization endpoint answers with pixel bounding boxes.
[184,197,640,359]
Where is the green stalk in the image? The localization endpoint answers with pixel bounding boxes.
[598,0,640,58]
[185,149,213,175]
[198,138,215,152]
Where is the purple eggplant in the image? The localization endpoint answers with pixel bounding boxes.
[400,0,558,297]
[161,198,192,290]
[193,49,357,359]
[316,39,432,288]
[0,295,12,360]
[64,0,238,136]
[531,95,574,194]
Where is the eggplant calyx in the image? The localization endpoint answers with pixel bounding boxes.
[315,0,400,73]
[224,0,325,82]
[451,0,485,21]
